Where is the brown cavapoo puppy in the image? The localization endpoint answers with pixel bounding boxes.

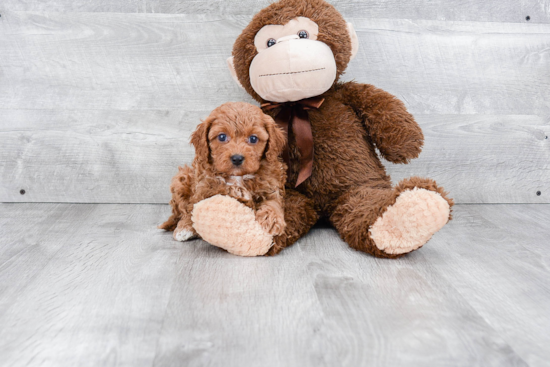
[159,102,287,250]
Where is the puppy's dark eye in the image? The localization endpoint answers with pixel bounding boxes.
[298,30,308,39]
[248,135,259,144]
[267,38,276,47]
[218,133,227,142]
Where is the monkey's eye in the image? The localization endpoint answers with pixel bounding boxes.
[248,135,259,144]
[267,38,276,47]
[298,30,309,39]
[218,133,228,142]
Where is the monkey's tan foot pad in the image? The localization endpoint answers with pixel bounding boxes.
[192,195,273,257]
[369,188,450,255]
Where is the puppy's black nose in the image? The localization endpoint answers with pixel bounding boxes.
[231,154,244,166]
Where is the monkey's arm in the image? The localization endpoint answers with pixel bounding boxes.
[339,81,424,163]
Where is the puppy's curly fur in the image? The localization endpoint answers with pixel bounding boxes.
[159,102,287,241]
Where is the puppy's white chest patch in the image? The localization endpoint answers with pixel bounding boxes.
[227,176,244,187]
[218,175,255,201]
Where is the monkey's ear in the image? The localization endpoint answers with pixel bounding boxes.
[347,23,359,60]
[190,115,214,166]
[227,56,244,89]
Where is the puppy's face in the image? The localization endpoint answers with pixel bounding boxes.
[191,102,285,177]
[208,116,269,176]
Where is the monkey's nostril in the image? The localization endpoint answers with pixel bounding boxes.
[231,154,245,166]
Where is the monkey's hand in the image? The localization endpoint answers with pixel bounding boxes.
[339,81,424,164]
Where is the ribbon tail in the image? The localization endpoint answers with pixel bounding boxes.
[293,106,314,187]
[300,97,325,110]
[272,107,292,174]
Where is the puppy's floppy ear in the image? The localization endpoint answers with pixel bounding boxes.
[190,115,215,166]
[263,114,286,163]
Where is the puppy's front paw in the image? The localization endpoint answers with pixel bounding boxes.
[256,206,285,236]
[173,227,197,242]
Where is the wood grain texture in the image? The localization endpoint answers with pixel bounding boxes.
[0,11,250,112]
[0,109,198,203]
[0,12,549,203]
[0,203,181,366]
[1,111,548,203]
[427,204,550,367]
[0,12,549,115]
[386,114,550,204]
[0,203,549,366]
[2,0,550,24]
[349,18,550,116]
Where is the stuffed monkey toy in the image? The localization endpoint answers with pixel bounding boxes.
[192,0,454,258]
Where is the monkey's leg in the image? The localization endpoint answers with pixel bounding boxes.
[267,189,319,256]
[330,177,453,258]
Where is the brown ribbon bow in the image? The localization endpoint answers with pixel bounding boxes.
[261,96,325,187]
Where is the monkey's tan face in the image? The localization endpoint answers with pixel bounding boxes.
[249,17,337,103]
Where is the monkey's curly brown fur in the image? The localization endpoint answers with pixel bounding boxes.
[232,0,454,258]
[159,102,289,240]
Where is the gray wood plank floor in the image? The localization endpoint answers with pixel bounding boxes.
[0,203,548,366]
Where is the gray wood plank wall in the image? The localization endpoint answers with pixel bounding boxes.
[3,0,550,23]
[0,4,549,204]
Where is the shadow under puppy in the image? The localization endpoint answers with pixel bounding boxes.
[159,102,287,256]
